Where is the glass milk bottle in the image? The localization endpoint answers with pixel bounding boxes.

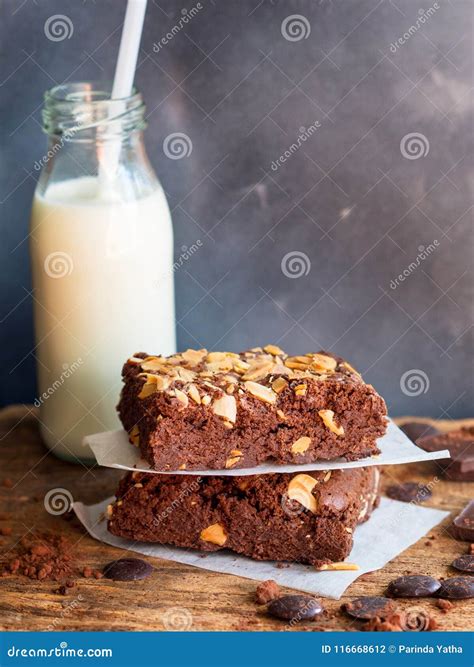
[30,82,176,462]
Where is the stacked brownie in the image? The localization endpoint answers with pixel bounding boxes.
[108,346,388,566]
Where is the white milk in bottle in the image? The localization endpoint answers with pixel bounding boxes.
[30,84,176,462]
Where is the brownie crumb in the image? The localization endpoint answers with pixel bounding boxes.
[436,599,454,612]
[255,580,281,605]
[81,568,103,580]
[2,478,13,488]
[363,612,406,631]
[0,526,12,536]
[54,585,68,596]
[1,532,75,581]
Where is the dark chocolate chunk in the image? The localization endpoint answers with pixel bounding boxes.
[417,427,474,481]
[103,558,153,581]
[400,422,440,443]
[450,500,474,542]
[451,555,474,573]
[437,577,474,600]
[385,482,432,503]
[387,575,441,598]
[267,594,323,621]
[342,596,394,620]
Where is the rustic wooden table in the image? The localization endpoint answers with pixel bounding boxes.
[0,405,472,632]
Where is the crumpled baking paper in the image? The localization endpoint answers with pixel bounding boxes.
[84,419,450,476]
[74,497,449,599]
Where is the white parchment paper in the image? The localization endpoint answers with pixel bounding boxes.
[84,419,450,476]
[73,497,449,599]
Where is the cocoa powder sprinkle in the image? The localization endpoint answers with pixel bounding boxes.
[1,532,75,581]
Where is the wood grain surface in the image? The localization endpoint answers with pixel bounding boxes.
[0,405,472,632]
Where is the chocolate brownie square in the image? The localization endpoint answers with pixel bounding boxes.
[117,347,387,471]
[107,467,380,566]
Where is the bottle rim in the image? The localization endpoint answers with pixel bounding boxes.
[42,81,146,138]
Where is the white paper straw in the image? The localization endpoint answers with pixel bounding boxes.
[111,0,148,100]
[99,0,148,185]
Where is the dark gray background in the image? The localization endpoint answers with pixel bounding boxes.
[1,0,472,417]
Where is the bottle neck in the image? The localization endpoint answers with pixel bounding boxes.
[43,82,146,140]
[37,82,159,202]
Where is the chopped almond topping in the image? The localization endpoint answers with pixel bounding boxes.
[200,523,227,546]
[137,373,170,399]
[317,562,359,571]
[225,449,243,468]
[318,409,344,436]
[311,353,337,371]
[287,474,318,513]
[272,377,288,394]
[242,360,275,381]
[291,436,311,454]
[264,344,285,356]
[244,381,277,404]
[212,394,237,423]
[206,352,228,362]
[140,357,167,372]
[174,388,189,407]
[181,348,207,365]
[294,383,307,396]
[187,383,201,405]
